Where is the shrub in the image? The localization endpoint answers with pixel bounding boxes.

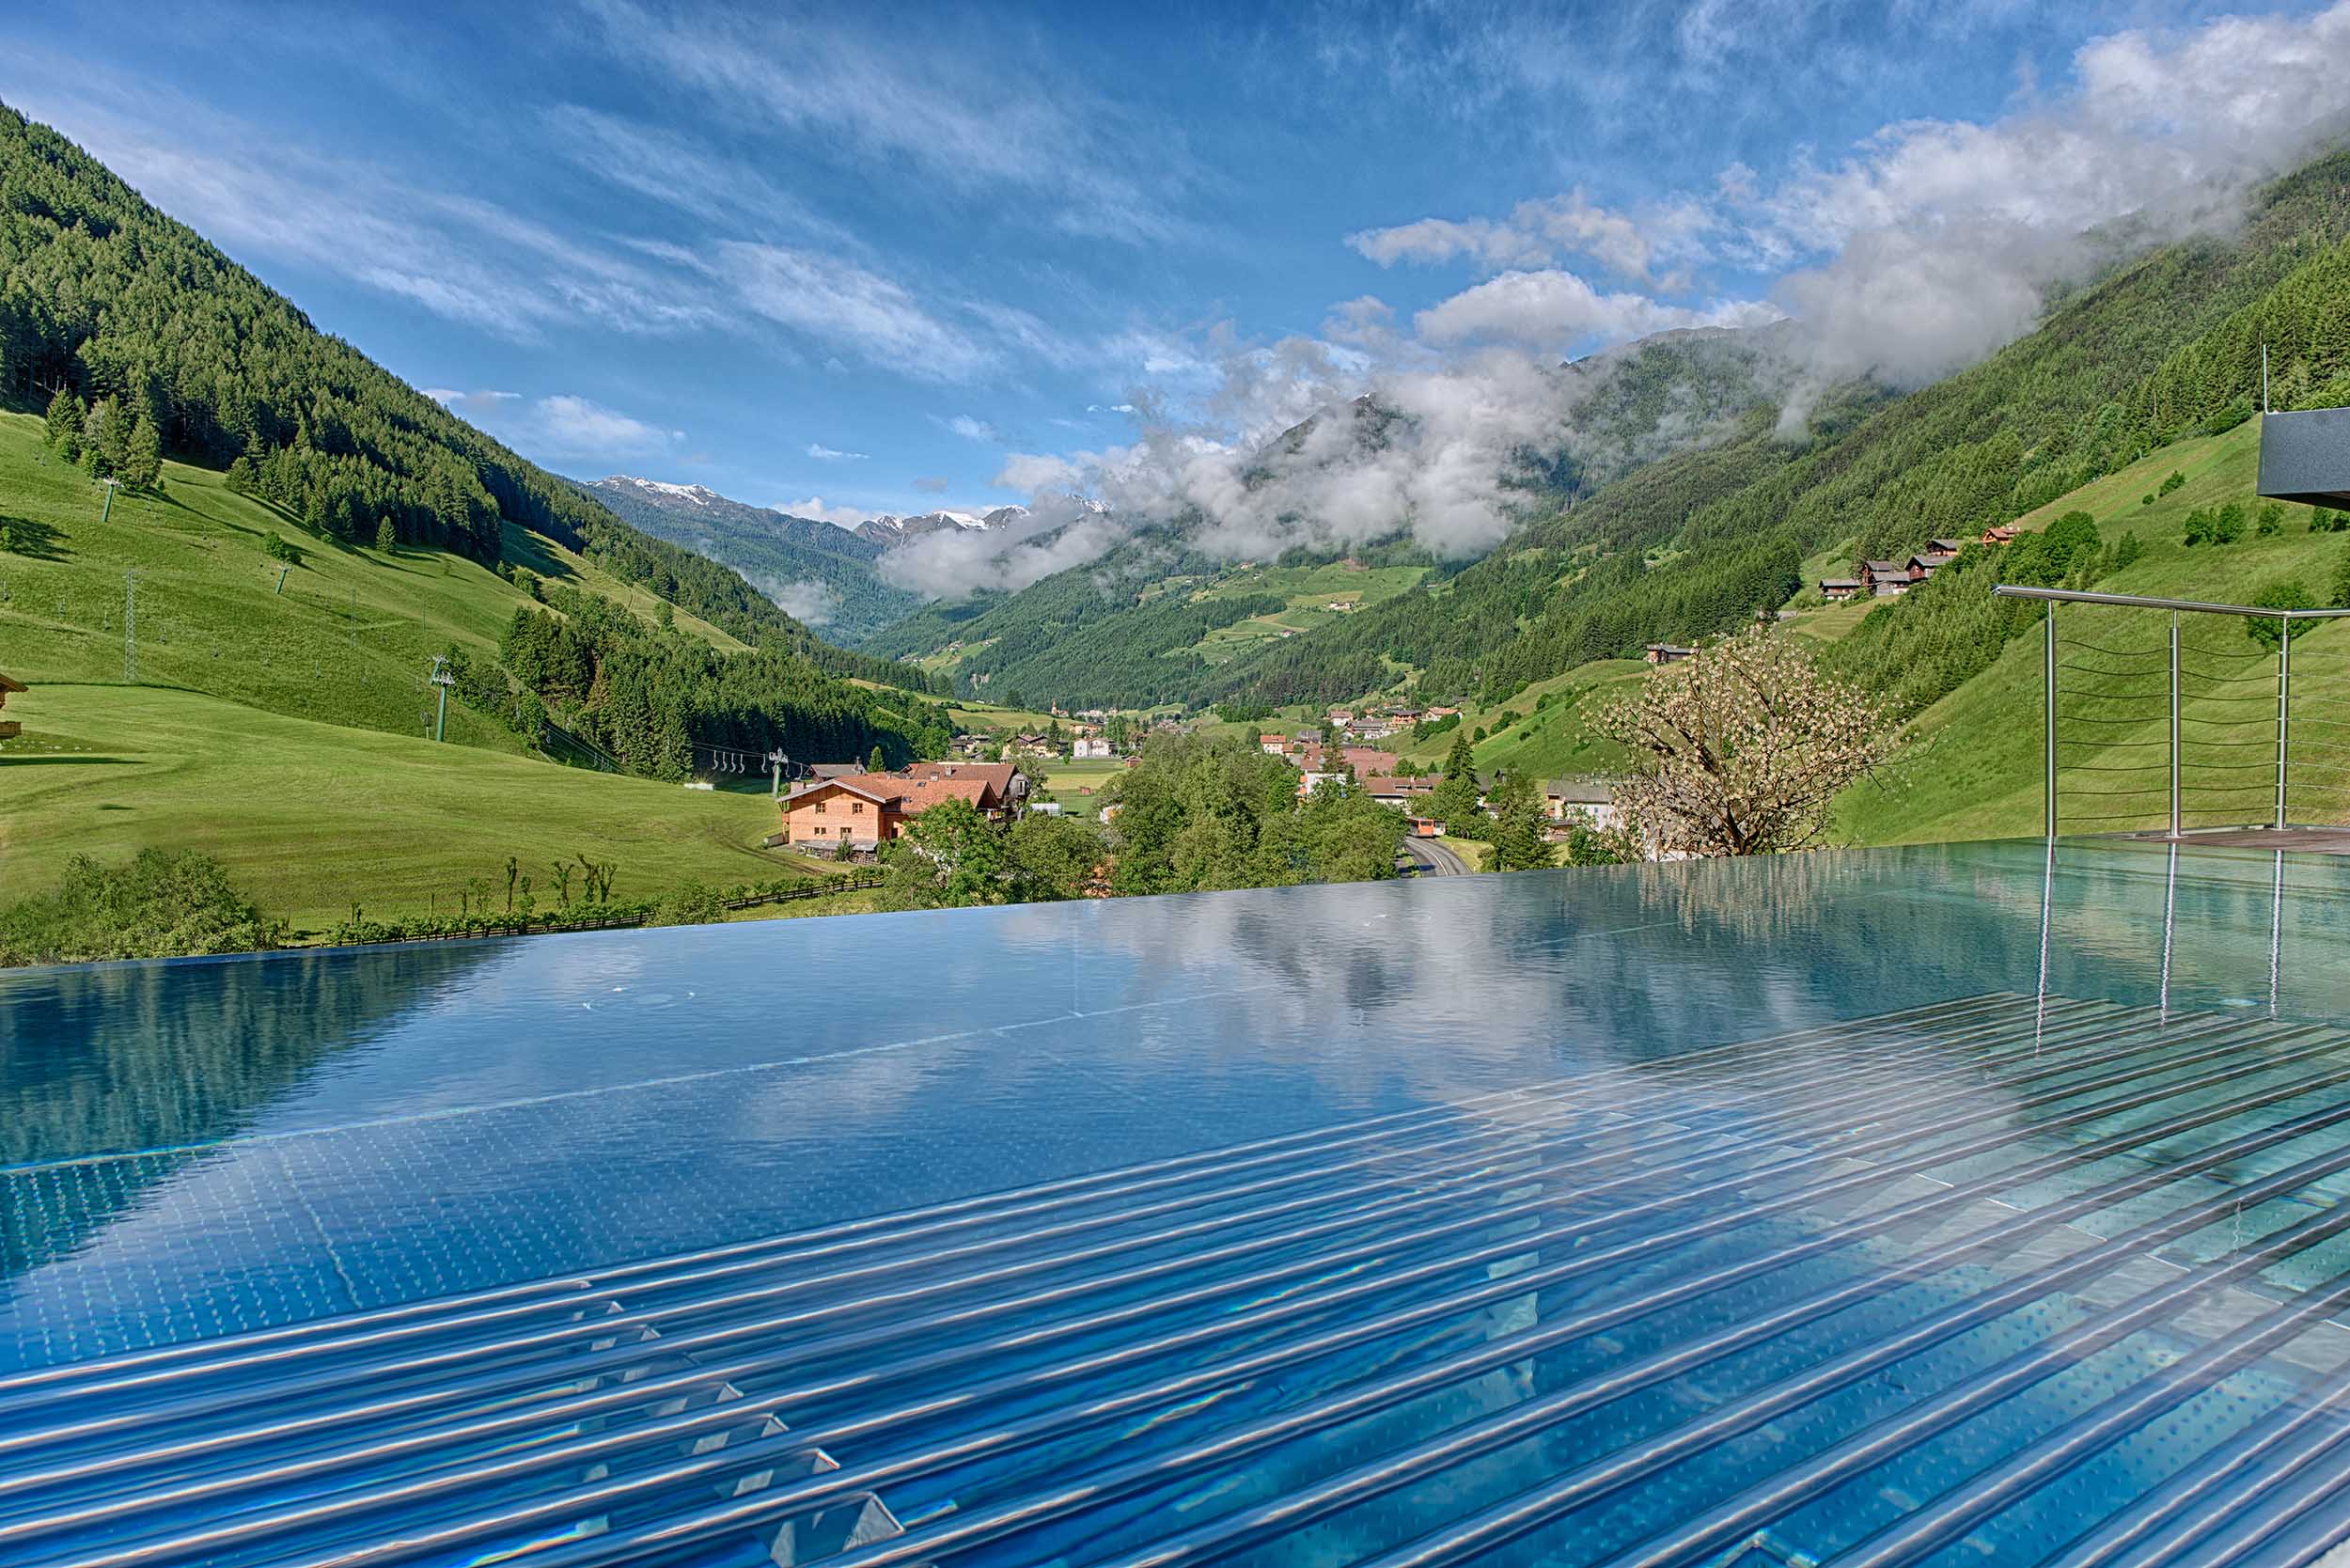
[2183,505,2242,546]
[654,883,729,926]
[2245,580,2321,651]
[2257,502,2284,537]
[263,534,303,565]
[0,849,282,966]
[2158,471,2187,496]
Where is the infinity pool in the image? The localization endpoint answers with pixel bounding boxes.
[6,838,2350,1566]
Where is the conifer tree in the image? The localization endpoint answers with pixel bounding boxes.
[43,386,79,451]
[81,397,124,477]
[121,415,162,490]
[1486,770,1553,871]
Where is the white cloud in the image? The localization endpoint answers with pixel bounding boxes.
[777,495,878,529]
[421,387,682,459]
[540,103,839,242]
[1348,190,1684,281]
[994,452,1083,493]
[579,0,1196,245]
[1415,270,1778,349]
[942,415,997,442]
[529,395,684,457]
[1350,1,2350,400]
[1742,0,2350,390]
[751,575,841,626]
[879,494,1123,598]
[807,443,869,461]
[422,388,521,417]
[716,243,995,383]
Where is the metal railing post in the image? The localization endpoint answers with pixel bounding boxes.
[2170,611,2181,839]
[2277,618,2293,830]
[2044,605,2058,841]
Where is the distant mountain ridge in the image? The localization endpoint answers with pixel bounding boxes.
[854,506,1028,546]
[583,475,921,646]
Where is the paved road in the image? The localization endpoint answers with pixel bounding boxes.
[1399,835,1471,876]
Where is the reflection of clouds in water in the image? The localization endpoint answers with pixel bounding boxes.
[1057,865,2066,1178]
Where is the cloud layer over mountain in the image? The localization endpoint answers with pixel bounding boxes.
[942,2,2350,600]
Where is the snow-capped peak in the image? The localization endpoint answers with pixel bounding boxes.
[601,476,717,506]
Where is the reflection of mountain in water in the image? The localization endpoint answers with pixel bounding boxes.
[0,945,499,1285]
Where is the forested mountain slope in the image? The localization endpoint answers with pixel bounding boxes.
[1212,149,2350,714]
[0,100,946,773]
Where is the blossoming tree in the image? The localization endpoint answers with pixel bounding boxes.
[1595,630,1900,856]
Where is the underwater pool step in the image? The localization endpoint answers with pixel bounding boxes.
[0,992,2054,1404]
[0,996,2153,1470]
[11,996,2350,1568]
[0,992,2079,1432]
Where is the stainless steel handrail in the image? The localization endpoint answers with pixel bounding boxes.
[1997,583,2340,836]
[1992,585,2350,619]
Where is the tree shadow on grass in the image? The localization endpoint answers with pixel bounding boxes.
[0,515,69,560]
[499,524,578,585]
[0,756,140,766]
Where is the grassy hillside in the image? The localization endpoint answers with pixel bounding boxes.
[0,409,874,931]
[1183,560,1429,664]
[0,413,751,751]
[1396,660,1646,779]
[1459,416,2350,842]
[1833,418,2350,843]
[0,683,833,933]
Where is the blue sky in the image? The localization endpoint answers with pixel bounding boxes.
[4,0,2344,537]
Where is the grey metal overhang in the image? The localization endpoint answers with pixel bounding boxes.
[2257,407,2350,506]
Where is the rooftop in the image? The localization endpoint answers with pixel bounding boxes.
[2258,406,2350,507]
[8,839,2350,1564]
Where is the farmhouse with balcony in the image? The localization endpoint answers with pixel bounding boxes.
[778,762,1028,853]
[1545,778,1623,834]
[1861,560,1911,596]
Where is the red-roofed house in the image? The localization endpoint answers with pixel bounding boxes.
[778,762,1029,852]
[1357,776,1433,808]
